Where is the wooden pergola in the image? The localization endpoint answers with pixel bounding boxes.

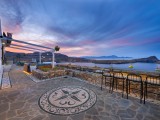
[2,37,53,64]
[0,20,56,81]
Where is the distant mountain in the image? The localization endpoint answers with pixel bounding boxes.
[92,56,159,64]
[82,55,132,59]
[5,52,159,64]
[133,56,159,63]
[5,51,90,63]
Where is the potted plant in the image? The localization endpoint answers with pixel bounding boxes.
[55,46,60,51]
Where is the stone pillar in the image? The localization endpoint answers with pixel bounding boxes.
[39,52,41,64]
[52,49,55,68]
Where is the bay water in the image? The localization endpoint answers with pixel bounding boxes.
[59,62,160,72]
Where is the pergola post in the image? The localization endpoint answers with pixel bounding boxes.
[39,52,41,64]
[0,19,3,81]
[52,49,55,68]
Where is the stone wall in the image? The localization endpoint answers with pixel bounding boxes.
[32,69,66,80]
[65,69,160,101]
[32,65,160,102]
[65,69,105,86]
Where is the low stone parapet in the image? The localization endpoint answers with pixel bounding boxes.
[65,69,102,85]
[65,69,160,102]
[32,69,66,80]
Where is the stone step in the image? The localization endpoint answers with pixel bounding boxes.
[1,65,12,89]
[1,71,11,89]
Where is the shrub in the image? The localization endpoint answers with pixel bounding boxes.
[37,64,52,69]
[40,68,51,72]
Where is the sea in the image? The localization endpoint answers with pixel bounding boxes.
[46,58,160,72]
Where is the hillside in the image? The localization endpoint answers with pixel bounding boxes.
[92,56,159,64]
[5,51,159,64]
[82,55,132,59]
[5,51,90,63]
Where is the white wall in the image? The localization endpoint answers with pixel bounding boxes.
[0,39,2,84]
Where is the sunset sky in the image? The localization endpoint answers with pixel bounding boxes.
[0,0,160,58]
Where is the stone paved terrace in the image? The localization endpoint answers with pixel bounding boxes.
[0,65,160,120]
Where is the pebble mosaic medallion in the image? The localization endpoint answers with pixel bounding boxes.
[39,86,97,115]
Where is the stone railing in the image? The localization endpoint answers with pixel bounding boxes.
[57,64,102,73]
[31,64,160,101]
[32,69,66,80]
[65,69,102,85]
[64,67,160,102]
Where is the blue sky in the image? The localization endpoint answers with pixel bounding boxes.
[0,0,160,58]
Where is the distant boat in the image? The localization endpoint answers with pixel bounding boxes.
[128,64,134,69]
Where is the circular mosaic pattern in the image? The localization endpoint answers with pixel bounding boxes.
[48,87,90,108]
[39,86,97,115]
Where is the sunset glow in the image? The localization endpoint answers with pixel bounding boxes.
[0,0,160,58]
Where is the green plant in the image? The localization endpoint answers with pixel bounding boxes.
[37,64,52,69]
[55,46,60,51]
[52,66,59,70]
[51,66,64,71]
[40,68,51,72]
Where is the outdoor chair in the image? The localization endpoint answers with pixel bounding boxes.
[112,70,125,97]
[101,69,114,92]
[144,74,160,104]
[126,73,143,103]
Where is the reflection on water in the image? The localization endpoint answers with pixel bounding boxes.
[59,62,160,72]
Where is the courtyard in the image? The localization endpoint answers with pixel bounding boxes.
[0,65,160,120]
